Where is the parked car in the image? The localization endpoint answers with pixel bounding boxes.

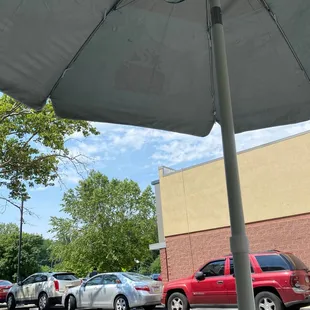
[0,280,13,303]
[151,274,161,281]
[6,272,81,310]
[162,250,310,310]
[62,272,163,310]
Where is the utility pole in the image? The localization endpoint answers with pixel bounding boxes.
[17,198,24,283]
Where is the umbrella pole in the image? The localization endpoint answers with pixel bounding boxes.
[209,0,255,309]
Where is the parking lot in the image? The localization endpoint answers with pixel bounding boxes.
[2,304,310,310]
[0,304,238,310]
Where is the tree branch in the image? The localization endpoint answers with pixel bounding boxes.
[0,196,38,218]
[22,132,38,149]
[0,197,20,209]
[0,107,33,123]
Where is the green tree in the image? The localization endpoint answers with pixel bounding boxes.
[150,256,161,274]
[49,171,157,277]
[0,95,98,201]
[38,239,54,268]
[0,223,50,281]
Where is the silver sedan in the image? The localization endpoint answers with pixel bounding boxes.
[62,272,163,310]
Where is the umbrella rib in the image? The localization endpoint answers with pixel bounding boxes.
[47,0,124,100]
[117,0,138,10]
[259,0,310,82]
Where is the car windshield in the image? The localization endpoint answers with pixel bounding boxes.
[53,273,78,281]
[122,273,152,282]
[0,280,12,286]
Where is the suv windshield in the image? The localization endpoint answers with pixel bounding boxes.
[53,273,78,281]
[284,253,309,271]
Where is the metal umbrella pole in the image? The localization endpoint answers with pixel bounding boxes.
[17,198,24,283]
[209,0,255,309]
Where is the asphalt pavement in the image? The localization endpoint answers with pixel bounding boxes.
[1,304,310,310]
[0,304,237,310]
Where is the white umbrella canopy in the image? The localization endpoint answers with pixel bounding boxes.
[1,0,309,136]
[1,1,310,310]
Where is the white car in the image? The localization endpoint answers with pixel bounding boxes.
[62,272,163,310]
[7,272,81,310]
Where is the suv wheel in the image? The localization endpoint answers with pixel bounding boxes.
[167,292,189,310]
[255,291,283,310]
[7,294,16,310]
[38,292,50,310]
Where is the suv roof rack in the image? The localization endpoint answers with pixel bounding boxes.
[224,249,281,257]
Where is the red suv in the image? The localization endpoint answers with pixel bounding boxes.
[162,250,310,310]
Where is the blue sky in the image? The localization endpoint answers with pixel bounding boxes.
[1,119,310,239]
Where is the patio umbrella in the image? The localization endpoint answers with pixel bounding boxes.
[1,0,310,309]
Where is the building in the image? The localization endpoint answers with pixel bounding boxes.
[149,131,310,282]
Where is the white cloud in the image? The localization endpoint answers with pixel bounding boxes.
[62,120,310,184]
[151,121,310,167]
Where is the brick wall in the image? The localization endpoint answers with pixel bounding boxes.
[160,213,310,282]
[160,248,169,281]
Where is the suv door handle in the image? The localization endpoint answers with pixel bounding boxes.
[217,280,224,284]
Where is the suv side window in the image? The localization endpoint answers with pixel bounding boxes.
[23,276,36,285]
[201,260,225,277]
[230,258,254,274]
[255,254,291,272]
[34,274,47,283]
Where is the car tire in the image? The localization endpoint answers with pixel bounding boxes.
[167,292,189,310]
[7,294,16,310]
[255,291,283,310]
[67,295,77,310]
[38,292,50,310]
[288,306,302,310]
[114,295,129,310]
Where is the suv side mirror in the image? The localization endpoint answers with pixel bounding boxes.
[195,271,205,281]
[17,281,23,286]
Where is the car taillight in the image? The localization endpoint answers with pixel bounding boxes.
[290,274,301,288]
[135,285,150,292]
[158,275,162,281]
[54,280,59,291]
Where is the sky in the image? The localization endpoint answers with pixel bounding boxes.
[1,119,310,239]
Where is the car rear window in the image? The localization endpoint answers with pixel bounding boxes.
[283,253,309,271]
[255,254,291,272]
[0,280,12,286]
[122,273,152,282]
[53,273,78,281]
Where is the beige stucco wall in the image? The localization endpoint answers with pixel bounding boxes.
[159,132,310,237]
